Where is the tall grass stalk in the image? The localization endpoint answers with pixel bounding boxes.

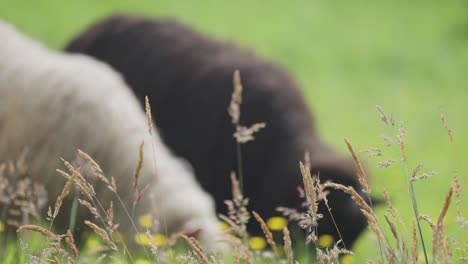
[229,70,254,246]
[229,70,245,193]
[112,191,151,261]
[235,138,244,195]
[84,189,139,263]
[375,106,429,263]
[398,124,429,264]
[68,190,79,232]
[234,138,249,249]
[344,137,386,261]
[407,168,429,264]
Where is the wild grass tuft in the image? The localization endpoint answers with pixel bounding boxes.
[1,77,466,263]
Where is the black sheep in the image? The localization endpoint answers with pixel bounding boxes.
[66,14,371,247]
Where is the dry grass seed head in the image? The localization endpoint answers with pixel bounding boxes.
[418,214,435,230]
[228,69,243,125]
[181,235,210,264]
[360,209,397,260]
[95,254,107,264]
[252,211,277,254]
[52,170,77,219]
[397,124,406,162]
[439,107,453,142]
[359,209,385,245]
[77,149,108,185]
[282,227,294,264]
[145,96,153,136]
[109,176,117,193]
[304,151,311,170]
[384,214,400,249]
[432,185,453,260]
[17,225,60,240]
[410,171,438,182]
[378,159,396,169]
[323,182,372,213]
[230,171,242,200]
[221,234,253,264]
[0,155,48,226]
[105,201,118,233]
[59,160,95,199]
[383,191,397,218]
[344,138,370,194]
[299,161,318,218]
[412,221,418,264]
[410,163,438,182]
[452,169,462,217]
[84,220,117,251]
[78,199,99,219]
[160,230,183,249]
[65,229,78,258]
[134,183,150,205]
[218,214,244,237]
[133,141,144,189]
[47,206,52,220]
[360,147,382,157]
[145,229,159,257]
[411,163,424,179]
[315,178,330,208]
[376,105,389,125]
[381,135,394,147]
[234,123,266,144]
[390,113,395,126]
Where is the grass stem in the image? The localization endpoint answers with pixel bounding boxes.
[408,180,429,264]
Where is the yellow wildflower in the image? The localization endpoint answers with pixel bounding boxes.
[85,236,103,250]
[218,221,230,232]
[342,254,354,264]
[135,259,151,264]
[134,233,166,247]
[152,234,166,246]
[248,236,267,250]
[317,234,334,248]
[111,231,124,243]
[138,214,153,228]
[266,216,288,231]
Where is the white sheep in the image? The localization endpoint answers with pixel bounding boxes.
[0,21,220,249]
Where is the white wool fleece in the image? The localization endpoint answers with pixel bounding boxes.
[0,21,220,248]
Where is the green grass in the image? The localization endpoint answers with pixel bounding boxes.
[1,0,467,262]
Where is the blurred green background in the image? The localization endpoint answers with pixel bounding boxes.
[1,0,467,262]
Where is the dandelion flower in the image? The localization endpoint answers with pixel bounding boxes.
[342,254,354,264]
[249,236,267,250]
[218,221,230,232]
[138,214,153,228]
[317,234,334,248]
[85,236,103,250]
[135,259,151,264]
[152,234,167,246]
[111,231,124,243]
[135,233,166,247]
[266,216,288,231]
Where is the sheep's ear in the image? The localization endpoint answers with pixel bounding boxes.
[354,191,383,207]
[354,187,384,207]
[369,195,384,207]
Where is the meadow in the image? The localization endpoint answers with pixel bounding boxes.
[0,0,467,263]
